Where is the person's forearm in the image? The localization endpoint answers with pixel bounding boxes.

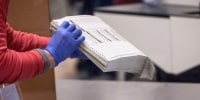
[6,23,50,51]
[44,50,55,69]
[0,49,46,84]
[35,49,56,74]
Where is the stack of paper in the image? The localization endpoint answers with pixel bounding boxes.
[50,15,155,78]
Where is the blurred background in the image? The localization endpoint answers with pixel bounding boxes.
[7,0,200,100]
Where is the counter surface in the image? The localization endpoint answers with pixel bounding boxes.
[95,3,200,18]
[56,79,200,100]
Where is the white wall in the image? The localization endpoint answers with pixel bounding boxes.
[164,0,200,6]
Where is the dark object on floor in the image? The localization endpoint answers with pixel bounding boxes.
[156,64,200,83]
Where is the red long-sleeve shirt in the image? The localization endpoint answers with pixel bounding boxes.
[0,0,50,83]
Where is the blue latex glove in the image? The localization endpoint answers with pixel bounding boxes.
[70,49,88,59]
[45,21,85,66]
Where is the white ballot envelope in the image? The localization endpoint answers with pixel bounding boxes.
[50,15,155,79]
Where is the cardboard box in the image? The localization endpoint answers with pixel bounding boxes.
[7,0,56,100]
[7,0,52,36]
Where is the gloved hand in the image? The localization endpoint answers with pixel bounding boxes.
[45,21,85,66]
[70,49,88,59]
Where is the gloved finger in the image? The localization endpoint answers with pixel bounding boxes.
[71,49,88,59]
[72,29,82,39]
[66,24,76,32]
[76,35,85,43]
[60,21,70,29]
[76,50,88,59]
